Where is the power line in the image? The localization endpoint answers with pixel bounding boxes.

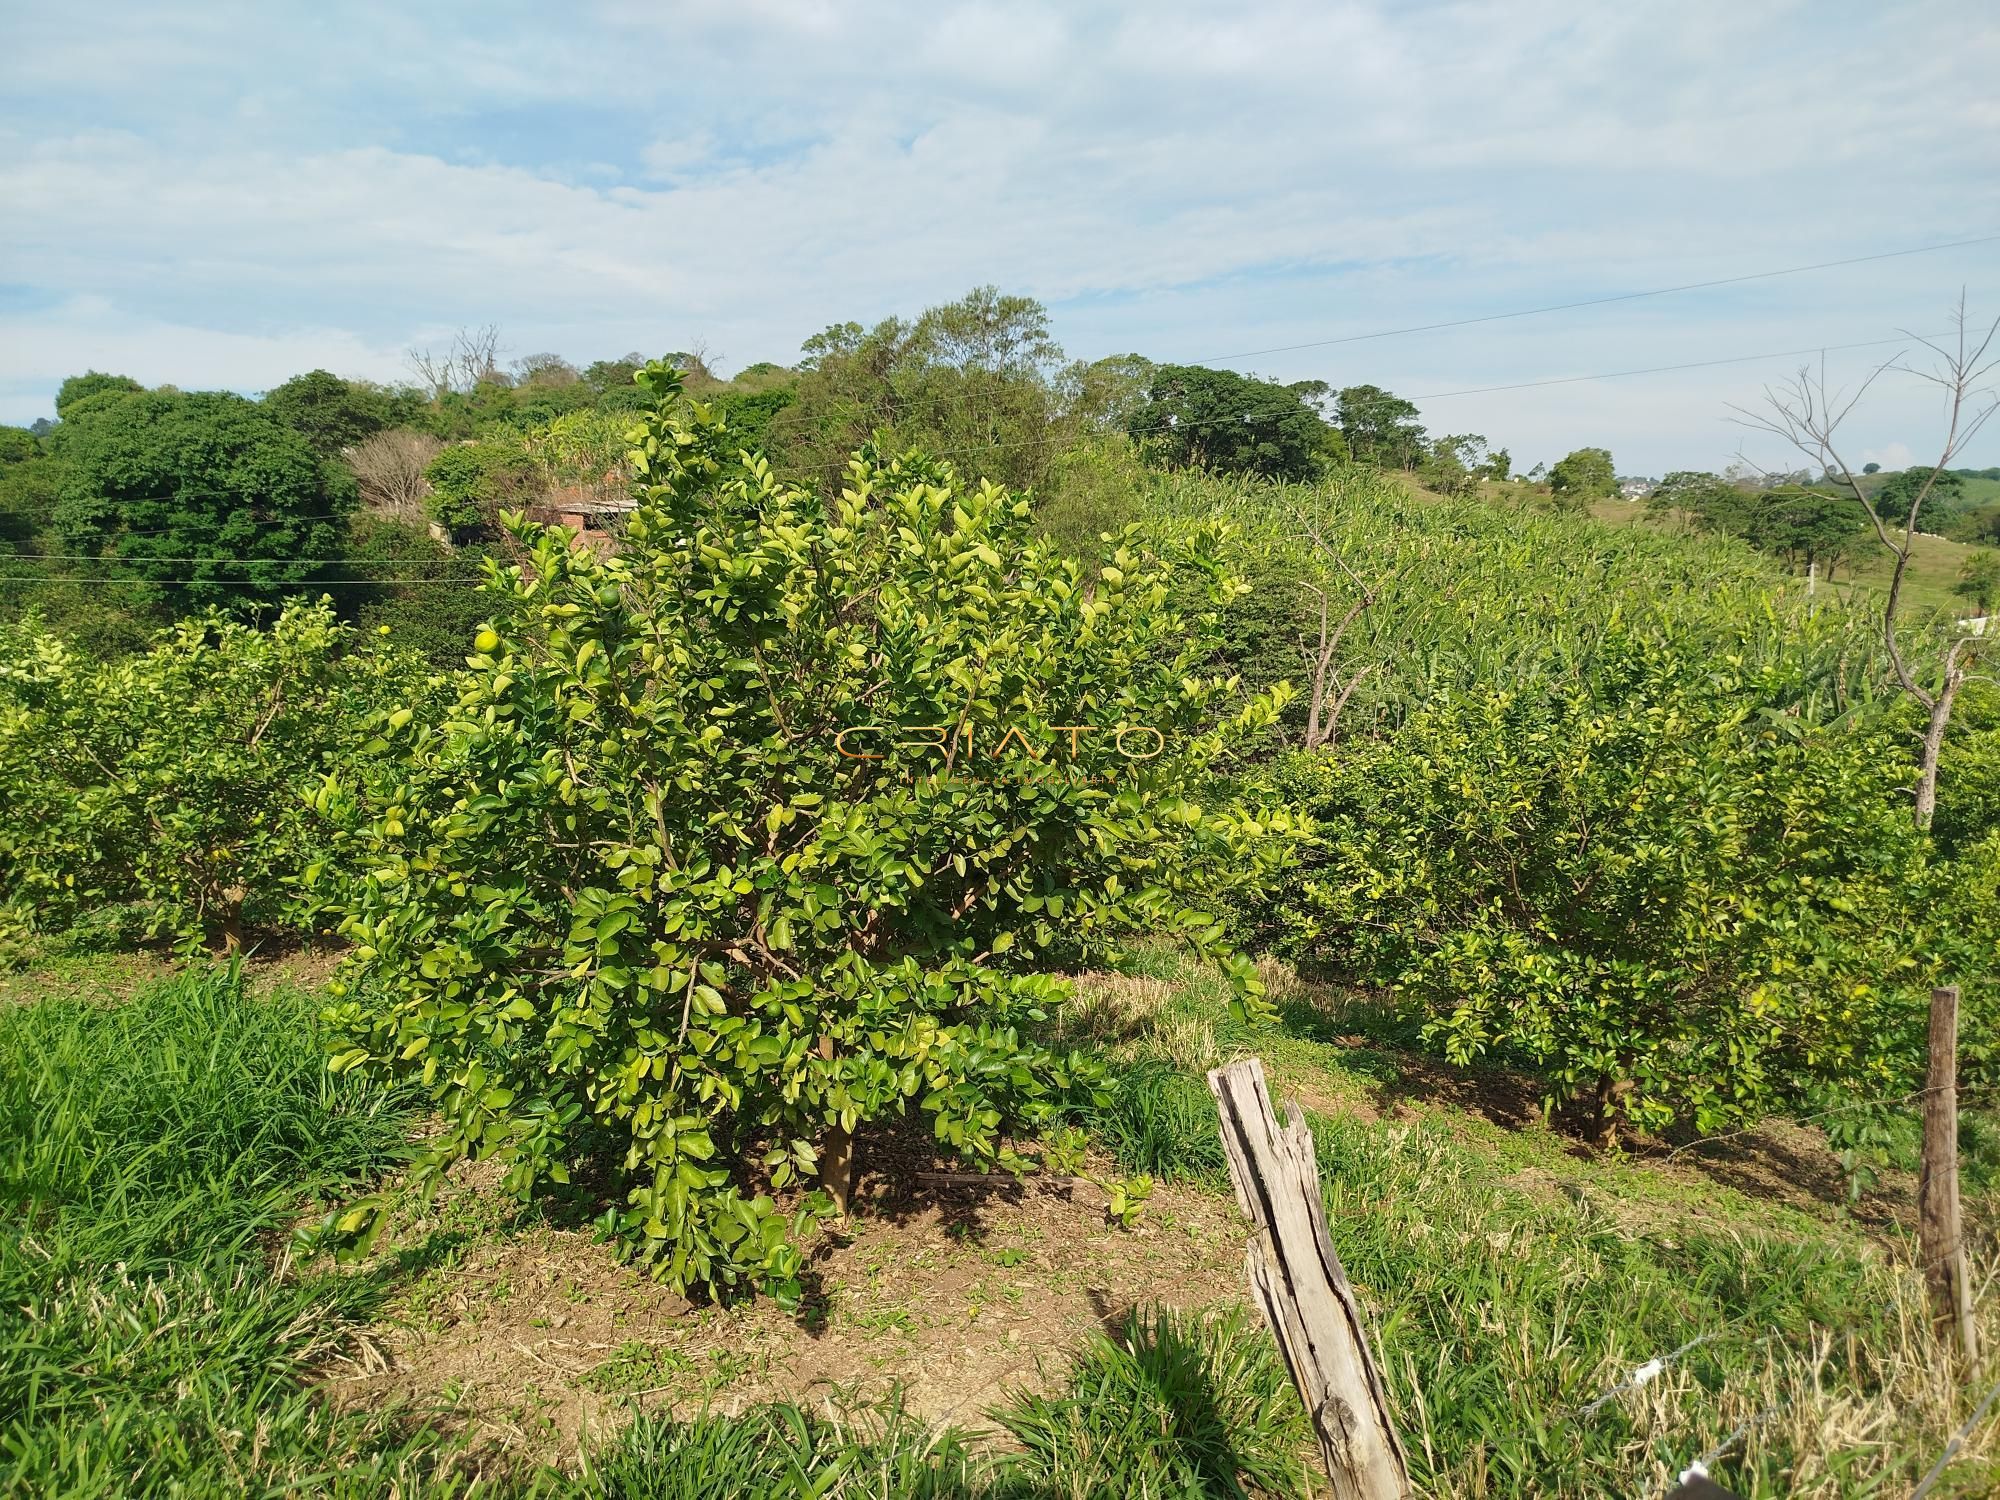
[921,328,1955,464]
[1191,233,2000,364]
[1406,333,1941,402]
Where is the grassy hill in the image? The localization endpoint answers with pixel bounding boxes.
[1584,494,1987,618]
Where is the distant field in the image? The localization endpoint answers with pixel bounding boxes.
[1582,496,1985,618]
[1837,528,1985,619]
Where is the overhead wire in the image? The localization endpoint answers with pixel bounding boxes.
[1190,232,2000,363]
[9,231,1991,578]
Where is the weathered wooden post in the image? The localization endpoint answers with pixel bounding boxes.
[1208,1057,1411,1500]
[1919,985,1980,1372]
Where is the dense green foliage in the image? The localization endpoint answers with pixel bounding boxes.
[1548,446,1617,504]
[50,388,356,609]
[313,366,1293,1299]
[423,438,538,531]
[1142,469,1998,1133]
[1650,470,1871,578]
[1958,549,2000,613]
[262,368,404,459]
[1335,384,1427,470]
[1127,364,1335,481]
[1277,628,1940,1135]
[330,515,500,665]
[53,370,143,420]
[7,295,1997,1325]
[1874,464,1966,528]
[0,602,414,949]
[763,287,1122,493]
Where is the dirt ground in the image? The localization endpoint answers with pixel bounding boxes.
[322,1157,1251,1468]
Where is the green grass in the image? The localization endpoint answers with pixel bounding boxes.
[577,1309,1310,1500]
[0,962,1316,1498]
[1837,527,1985,617]
[994,1305,1309,1499]
[9,954,1994,1497]
[1063,951,2000,1499]
[1583,492,1989,618]
[0,964,470,1497]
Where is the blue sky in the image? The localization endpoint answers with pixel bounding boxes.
[2,0,1995,474]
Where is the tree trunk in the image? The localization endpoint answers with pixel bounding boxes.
[1919,985,1980,1372]
[1915,692,1956,831]
[219,887,246,954]
[817,1033,853,1215]
[1590,1075,1633,1148]
[820,1123,853,1215]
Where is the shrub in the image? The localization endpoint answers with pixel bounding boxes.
[315,365,1296,1301]
[1127,364,1330,482]
[1548,446,1617,505]
[262,369,395,459]
[0,601,413,950]
[422,440,538,532]
[1276,625,1940,1138]
[329,515,500,666]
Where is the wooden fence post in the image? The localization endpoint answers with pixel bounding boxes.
[1208,1057,1411,1500]
[1919,984,1980,1373]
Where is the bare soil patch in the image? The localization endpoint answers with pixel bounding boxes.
[324,1157,1250,1469]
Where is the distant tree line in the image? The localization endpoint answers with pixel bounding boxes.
[10,283,1992,660]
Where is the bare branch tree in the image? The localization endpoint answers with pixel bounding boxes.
[348,429,444,522]
[406,346,454,400]
[1298,507,1396,751]
[456,324,505,387]
[1729,294,1999,829]
[406,325,508,398]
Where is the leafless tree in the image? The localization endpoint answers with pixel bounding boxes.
[515,352,580,386]
[1732,296,1998,829]
[1299,509,1394,751]
[407,325,507,397]
[347,429,444,522]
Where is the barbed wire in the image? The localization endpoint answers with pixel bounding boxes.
[1910,1370,2000,1499]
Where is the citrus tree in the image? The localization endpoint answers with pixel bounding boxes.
[315,365,1294,1301]
[1276,625,1941,1140]
[0,602,414,950]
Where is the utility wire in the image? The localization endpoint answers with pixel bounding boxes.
[1406,334,1941,402]
[1190,233,2000,364]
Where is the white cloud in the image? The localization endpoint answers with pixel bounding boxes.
[0,0,1995,471]
[0,297,411,416]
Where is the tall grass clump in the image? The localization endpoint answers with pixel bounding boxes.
[0,965,434,1496]
[994,1305,1311,1499]
[579,1400,985,1499]
[1308,1104,1994,1497]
